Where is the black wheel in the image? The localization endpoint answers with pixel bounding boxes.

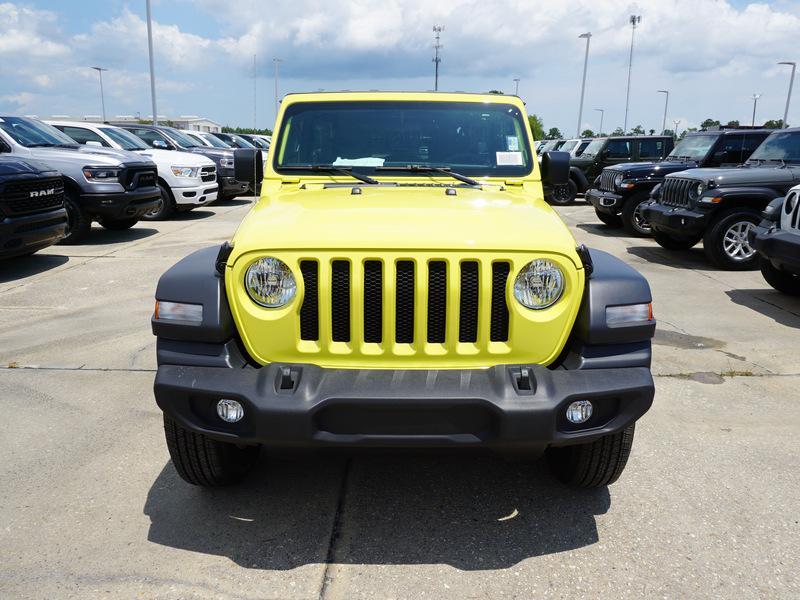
[622,193,652,237]
[652,231,700,251]
[163,415,260,486]
[98,218,138,231]
[595,209,623,228]
[141,184,175,221]
[702,209,761,270]
[549,179,578,205]
[546,425,635,488]
[60,189,91,245]
[759,257,800,295]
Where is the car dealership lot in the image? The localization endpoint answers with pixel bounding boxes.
[1,199,798,599]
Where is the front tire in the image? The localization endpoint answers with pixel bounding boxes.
[702,209,761,270]
[622,193,652,237]
[760,257,800,295]
[141,184,175,221]
[652,231,700,251]
[549,179,578,205]
[98,218,138,231]
[595,209,623,228]
[163,415,260,486]
[60,190,91,245]
[546,425,635,488]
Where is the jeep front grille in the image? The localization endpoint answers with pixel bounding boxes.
[660,177,694,207]
[0,177,64,216]
[599,169,617,192]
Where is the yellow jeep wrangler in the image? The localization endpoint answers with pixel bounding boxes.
[152,92,655,488]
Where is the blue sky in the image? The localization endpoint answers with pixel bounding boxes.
[3,0,800,135]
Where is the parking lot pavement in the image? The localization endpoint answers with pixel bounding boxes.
[1,198,798,599]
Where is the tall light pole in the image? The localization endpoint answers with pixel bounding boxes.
[273,58,282,123]
[90,66,108,122]
[513,78,520,96]
[752,93,762,127]
[432,26,444,91]
[657,89,669,134]
[594,108,604,137]
[673,119,681,139]
[778,62,796,128]
[576,32,592,137]
[145,0,158,125]
[623,14,641,133]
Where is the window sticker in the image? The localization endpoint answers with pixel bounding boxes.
[496,151,523,166]
[506,136,520,151]
[332,156,385,167]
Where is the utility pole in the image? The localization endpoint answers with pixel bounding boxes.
[623,14,641,132]
[90,66,108,122]
[657,89,669,135]
[778,62,796,128]
[752,93,762,127]
[145,0,158,125]
[253,54,257,131]
[513,78,520,96]
[673,119,681,139]
[576,32,591,137]
[432,26,444,91]
[273,58,282,123]
[594,108,604,137]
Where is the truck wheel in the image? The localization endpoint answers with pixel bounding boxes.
[595,209,623,228]
[652,231,700,251]
[759,257,800,295]
[60,190,91,245]
[703,209,760,270]
[98,218,138,231]
[142,184,175,221]
[622,193,652,237]
[548,180,578,205]
[163,415,260,486]
[546,425,635,488]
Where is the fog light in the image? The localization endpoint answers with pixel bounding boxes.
[566,400,593,424]
[217,398,244,423]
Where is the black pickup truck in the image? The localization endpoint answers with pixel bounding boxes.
[0,156,67,258]
[642,128,800,269]
[587,129,769,235]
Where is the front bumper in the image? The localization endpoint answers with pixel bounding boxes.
[154,363,654,451]
[750,224,800,275]
[641,201,708,237]
[219,176,250,198]
[80,188,161,220]
[0,207,67,258]
[172,183,219,207]
[586,188,624,214]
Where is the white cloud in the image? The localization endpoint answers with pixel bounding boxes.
[0,2,71,58]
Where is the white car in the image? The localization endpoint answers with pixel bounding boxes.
[47,120,218,220]
[179,129,231,150]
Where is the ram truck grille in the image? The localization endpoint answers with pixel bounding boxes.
[0,177,64,216]
[123,167,157,190]
[660,177,694,208]
[201,166,216,183]
[599,169,617,192]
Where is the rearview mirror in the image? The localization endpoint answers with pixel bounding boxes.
[234,148,264,187]
[541,151,570,186]
[85,141,102,147]
[152,139,170,150]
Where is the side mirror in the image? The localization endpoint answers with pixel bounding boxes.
[85,141,102,147]
[541,151,570,186]
[152,139,170,150]
[234,148,263,187]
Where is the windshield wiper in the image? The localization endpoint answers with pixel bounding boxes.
[280,164,378,184]
[375,165,480,186]
[27,143,59,147]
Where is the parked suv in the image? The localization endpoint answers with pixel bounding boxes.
[151,92,656,490]
[0,116,159,243]
[214,132,255,149]
[238,134,270,150]
[113,123,249,201]
[642,128,800,269]
[587,129,769,235]
[0,156,67,258]
[48,121,218,221]
[559,138,592,158]
[749,185,800,294]
[551,136,674,205]
[179,130,230,149]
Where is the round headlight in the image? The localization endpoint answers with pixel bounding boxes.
[245,257,296,307]
[513,259,565,310]
[695,182,705,197]
[613,173,624,188]
[786,192,797,214]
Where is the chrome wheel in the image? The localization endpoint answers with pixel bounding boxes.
[145,195,164,218]
[722,221,756,261]
[632,200,651,234]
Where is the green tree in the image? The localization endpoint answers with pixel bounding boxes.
[725,120,740,127]
[580,129,595,137]
[629,124,645,135]
[701,118,721,129]
[648,128,655,135]
[222,125,273,135]
[611,127,625,136]
[546,127,563,139]
[763,119,784,129]
[528,115,545,140]
[663,129,675,139]
[679,127,698,140]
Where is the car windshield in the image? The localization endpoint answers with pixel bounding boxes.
[230,134,255,148]
[559,140,578,153]
[274,100,533,177]
[666,134,716,160]
[198,133,230,148]
[747,131,800,163]
[580,138,606,157]
[0,116,78,147]
[100,127,148,151]
[161,127,201,148]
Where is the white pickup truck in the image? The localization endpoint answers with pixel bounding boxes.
[48,120,217,220]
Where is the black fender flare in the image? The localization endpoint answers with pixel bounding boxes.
[568,166,590,192]
[708,186,784,208]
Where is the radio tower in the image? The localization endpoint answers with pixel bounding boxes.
[432,26,444,91]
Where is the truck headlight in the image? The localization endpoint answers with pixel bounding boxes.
[695,182,705,197]
[245,257,296,307]
[171,166,200,178]
[613,173,624,188]
[513,259,564,309]
[219,157,234,169]
[786,192,797,215]
[82,166,121,182]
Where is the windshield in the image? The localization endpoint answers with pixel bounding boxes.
[747,131,800,163]
[274,100,533,177]
[198,133,230,148]
[100,127,148,151]
[581,138,606,157]
[0,116,78,147]
[161,127,201,148]
[559,140,578,153]
[539,140,559,152]
[226,134,255,148]
[667,134,716,160]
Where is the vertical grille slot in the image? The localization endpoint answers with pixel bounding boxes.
[299,261,319,341]
[459,261,479,343]
[363,261,383,343]
[395,261,415,344]
[490,262,510,342]
[331,261,350,342]
[427,261,447,343]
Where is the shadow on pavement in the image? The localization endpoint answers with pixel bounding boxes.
[75,226,158,245]
[0,253,69,283]
[172,210,215,221]
[575,222,629,239]
[215,197,254,207]
[625,245,715,270]
[145,454,610,571]
[725,289,800,329]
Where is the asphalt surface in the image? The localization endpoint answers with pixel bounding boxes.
[1,197,798,599]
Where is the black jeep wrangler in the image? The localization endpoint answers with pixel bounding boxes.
[0,156,67,259]
[749,188,800,295]
[587,129,769,235]
[549,136,674,205]
[642,128,800,270]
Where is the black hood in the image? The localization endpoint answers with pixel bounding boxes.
[0,156,58,181]
[663,165,800,186]
[607,160,697,179]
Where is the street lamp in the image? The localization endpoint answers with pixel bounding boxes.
[623,15,641,132]
[513,78,520,96]
[89,66,108,122]
[657,90,669,135]
[752,93,762,127]
[673,119,681,139]
[594,108,604,137]
[778,62,796,128]
[576,32,592,137]
[145,0,158,125]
